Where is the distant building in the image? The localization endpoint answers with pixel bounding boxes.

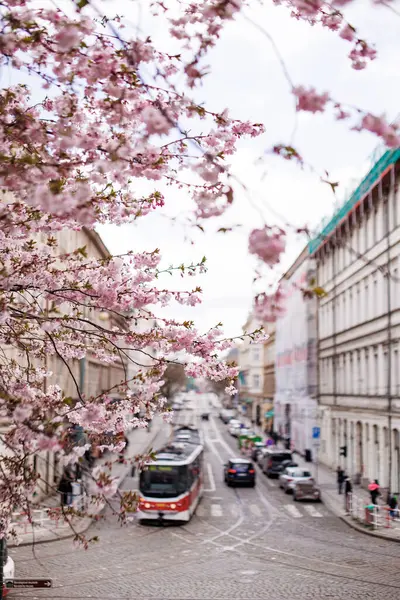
[238,313,264,424]
[263,324,275,433]
[0,227,128,503]
[274,248,318,459]
[311,147,400,492]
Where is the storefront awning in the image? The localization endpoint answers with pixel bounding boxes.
[265,409,274,418]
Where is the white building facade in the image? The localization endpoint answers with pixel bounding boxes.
[312,147,400,493]
[274,249,318,459]
[238,313,264,425]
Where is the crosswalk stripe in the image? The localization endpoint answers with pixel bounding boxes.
[195,502,326,520]
[284,504,302,518]
[211,504,223,517]
[303,504,323,518]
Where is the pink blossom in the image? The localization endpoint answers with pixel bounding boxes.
[292,0,323,16]
[293,86,330,114]
[358,114,400,148]
[55,26,82,52]
[141,106,172,136]
[254,291,286,323]
[340,24,355,42]
[13,405,33,422]
[248,227,286,266]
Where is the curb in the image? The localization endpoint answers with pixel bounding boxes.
[322,491,400,544]
[9,423,163,548]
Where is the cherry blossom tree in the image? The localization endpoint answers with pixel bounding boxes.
[0,0,397,542]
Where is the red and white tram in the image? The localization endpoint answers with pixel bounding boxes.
[138,427,204,523]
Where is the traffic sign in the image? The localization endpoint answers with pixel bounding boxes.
[312,427,320,440]
[5,579,52,589]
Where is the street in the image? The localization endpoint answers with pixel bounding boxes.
[10,395,400,600]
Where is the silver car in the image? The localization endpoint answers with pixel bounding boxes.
[293,480,321,502]
[279,467,313,494]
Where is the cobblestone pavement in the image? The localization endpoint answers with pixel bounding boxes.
[10,401,400,599]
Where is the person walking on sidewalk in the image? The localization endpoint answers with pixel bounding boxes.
[368,479,380,505]
[337,466,345,494]
[58,469,73,507]
[388,494,398,519]
[344,476,352,513]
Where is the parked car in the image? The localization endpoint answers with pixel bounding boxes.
[275,459,299,474]
[279,467,313,493]
[260,449,293,478]
[219,409,236,424]
[228,420,242,436]
[171,403,182,411]
[293,480,321,502]
[251,441,265,462]
[224,458,256,487]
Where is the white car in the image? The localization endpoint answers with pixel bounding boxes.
[279,467,313,493]
[228,420,242,436]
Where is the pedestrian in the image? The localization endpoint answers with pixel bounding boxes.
[368,479,380,505]
[337,466,345,495]
[58,470,73,507]
[388,494,398,519]
[344,476,352,513]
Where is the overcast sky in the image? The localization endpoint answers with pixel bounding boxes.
[98,0,400,339]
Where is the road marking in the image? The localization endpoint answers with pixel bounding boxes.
[303,504,323,517]
[284,504,302,518]
[249,504,262,517]
[211,504,223,517]
[230,504,240,517]
[265,479,276,488]
[204,463,216,492]
[171,532,192,544]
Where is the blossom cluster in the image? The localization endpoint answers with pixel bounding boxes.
[272,0,377,70]
[293,87,400,148]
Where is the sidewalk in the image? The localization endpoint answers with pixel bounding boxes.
[8,416,165,547]
[295,453,400,543]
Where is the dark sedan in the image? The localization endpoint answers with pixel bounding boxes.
[224,458,256,487]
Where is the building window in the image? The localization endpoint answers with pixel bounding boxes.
[356,350,360,395]
[373,273,378,316]
[373,347,379,395]
[252,348,260,362]
[349,353,353,394]
[364,279,369,321]
[394,349,399,396]
[253,374,260,389]
[373,207,378,243]
[365,212,370,249]
[349,289,353,328]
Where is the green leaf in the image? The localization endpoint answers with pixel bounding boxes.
[313,286,327,298]
[76,0,89,8]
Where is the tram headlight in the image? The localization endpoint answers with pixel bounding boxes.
[170,503,177,510]
[144,502,151,509]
